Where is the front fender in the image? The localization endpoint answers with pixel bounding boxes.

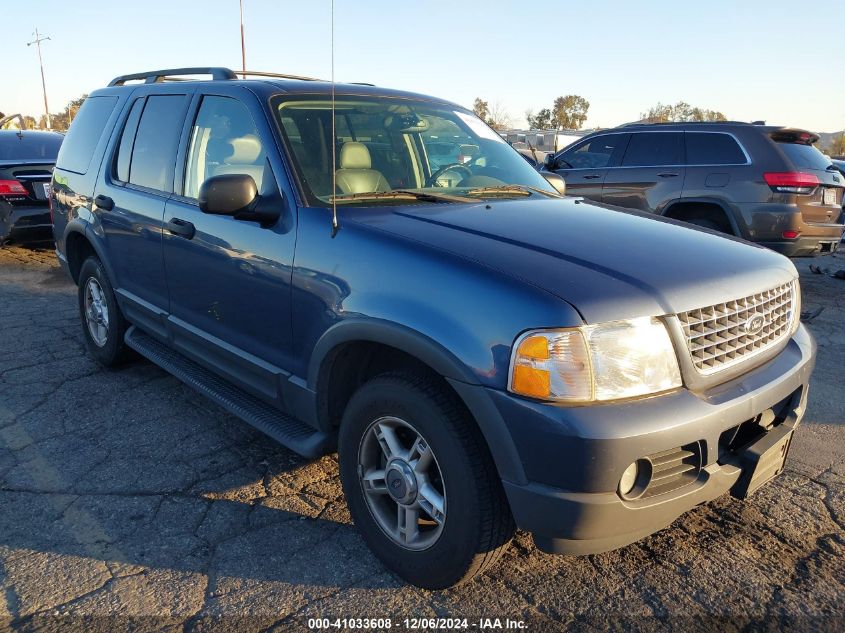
[308,317,528,484]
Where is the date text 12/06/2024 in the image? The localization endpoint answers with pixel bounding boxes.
[307,618,528,630]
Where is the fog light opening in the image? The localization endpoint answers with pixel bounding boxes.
[618,459,652,500]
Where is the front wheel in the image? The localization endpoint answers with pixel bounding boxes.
[77,256,132,366]
[338,372,514,589]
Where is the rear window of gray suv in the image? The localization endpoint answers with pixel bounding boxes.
[776,141,833,171]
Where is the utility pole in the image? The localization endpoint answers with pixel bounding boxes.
[239,0,246,74]
[27,28,51,130]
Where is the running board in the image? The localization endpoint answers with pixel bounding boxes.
[125,326,334,458]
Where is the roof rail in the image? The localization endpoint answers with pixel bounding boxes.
[107,67,337,88]
[619,120,750,128]
[231,69,325,82]
[108,67,237,86]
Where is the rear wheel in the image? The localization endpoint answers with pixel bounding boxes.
[77,256,132,366]
[338,372,515,589]
[684,217,721,231]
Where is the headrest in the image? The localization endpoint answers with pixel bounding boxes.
[225,134,263,164]
[340,142,372,170]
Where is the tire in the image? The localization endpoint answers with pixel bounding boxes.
[685,217,721,231]
[77,256,132,367]
[338,372,515,589]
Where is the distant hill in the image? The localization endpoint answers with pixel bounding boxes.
[817,130,844,150]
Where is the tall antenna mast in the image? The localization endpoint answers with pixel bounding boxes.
[239,0,247,74]
[27,28,51,130]
[330,0,338,236]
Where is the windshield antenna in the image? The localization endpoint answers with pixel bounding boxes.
[330,0,339,237]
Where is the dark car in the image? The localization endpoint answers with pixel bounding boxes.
[0,128,63,245]
[51,68,815,589]
[542,122,844,256]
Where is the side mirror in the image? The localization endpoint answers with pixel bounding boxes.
[543,153,556,170]
[542,172,566,196]
[199,174,258,216]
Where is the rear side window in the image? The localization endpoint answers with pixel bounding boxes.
[127,95,188,192]
[559,134,624,169]
[55,96,118,174]
[776,142,833,171]
[621,132,683,167]
[685,133,746,165]
[0,133,62,161]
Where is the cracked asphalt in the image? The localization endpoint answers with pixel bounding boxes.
[0,244,844,632]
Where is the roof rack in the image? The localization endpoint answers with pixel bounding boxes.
[618,120,751,128]
[108,67,237,86]
[108,67,327,87]
[232,69,325,82]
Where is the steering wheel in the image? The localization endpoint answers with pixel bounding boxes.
[426,162,473,187]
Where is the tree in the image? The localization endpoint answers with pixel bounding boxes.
[37,95,87,132]
[485,102,512,130]
[472,98,489,122]
[552,95,590,130]
[640,101,726,123]
[472,98,511,130]
[827,132,845,157]
[526,108,553,130]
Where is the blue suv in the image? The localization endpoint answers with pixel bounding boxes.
[51,68,815,589]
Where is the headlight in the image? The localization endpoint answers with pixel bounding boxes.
[508,317,682,402]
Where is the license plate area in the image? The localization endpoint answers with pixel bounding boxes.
[823,187,838,206]
[730,426,793,498]
[32,181,51,201]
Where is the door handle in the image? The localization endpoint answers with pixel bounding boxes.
[582,174,602,180]
[657,173,680,178]
[166,218,196,239]
[94,194,114,211]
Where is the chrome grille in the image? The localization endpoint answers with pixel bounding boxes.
[678,282,795,375]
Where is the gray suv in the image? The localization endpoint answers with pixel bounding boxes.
[543,122,845,256]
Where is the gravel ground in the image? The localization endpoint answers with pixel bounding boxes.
[0,244,843,632]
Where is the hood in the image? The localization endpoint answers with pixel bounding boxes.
[345,198,797,324]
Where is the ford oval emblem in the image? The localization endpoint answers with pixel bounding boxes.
[743,313,767,335]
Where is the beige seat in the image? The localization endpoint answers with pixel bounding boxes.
[335,142,390,194]
[212,134,265,190]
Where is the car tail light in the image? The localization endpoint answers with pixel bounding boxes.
[782,230,800,239]
[764,172,819,194]
[0,179,28,196]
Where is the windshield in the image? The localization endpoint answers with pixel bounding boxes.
[271,95,556,206]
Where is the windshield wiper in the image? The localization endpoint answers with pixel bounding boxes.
[329,190,475,204]
[465,184,562,199]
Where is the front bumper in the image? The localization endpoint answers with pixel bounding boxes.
[494,323,815,555]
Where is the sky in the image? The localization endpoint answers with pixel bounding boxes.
[2,0,843,133]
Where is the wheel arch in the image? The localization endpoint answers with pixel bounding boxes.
[662,198,742,236]
[309,319,527,485]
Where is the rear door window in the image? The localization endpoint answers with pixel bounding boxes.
[685,133,746,165]
[558,134,624,169]
[55,95,118,174]
[128,95,188,192]
[621,132,683,167]
[114,98,144,183]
